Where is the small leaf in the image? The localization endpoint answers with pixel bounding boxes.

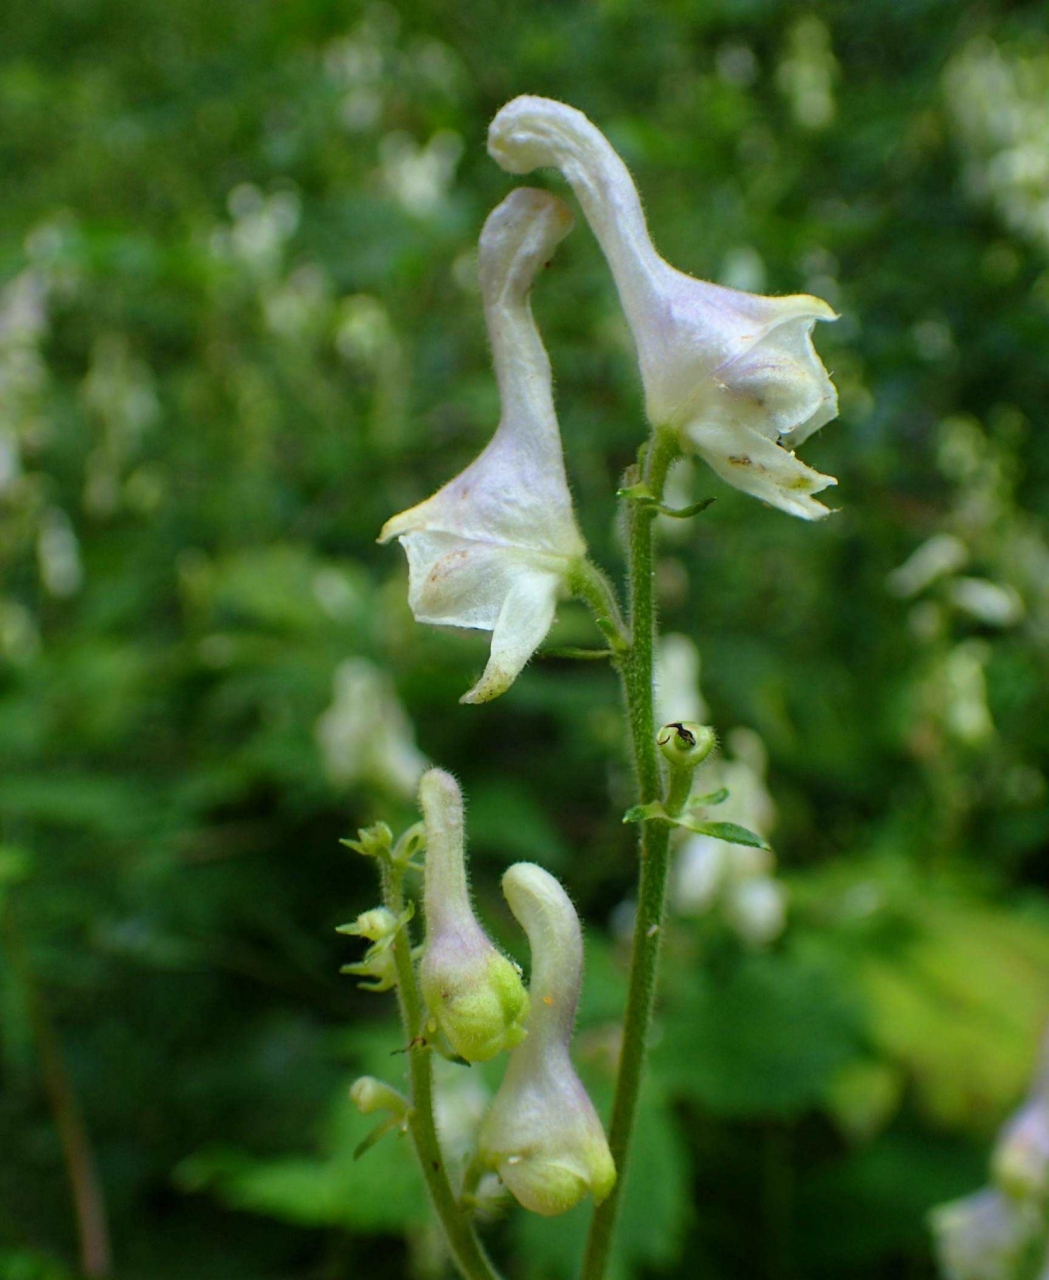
[689,821,771,851]
[691,787,729,807]
[353,1115,402,1161]
[616,482,658,505]
[656,496,716,519]
[623,802,665,824]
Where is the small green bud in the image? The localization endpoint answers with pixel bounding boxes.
[337,906,398,942]
[418,769,529,1063]
[341,821,394,859]
[350,1076,408,1118]
[657,721,716,769]
[340,943,398,991]
[478,863,616,1216]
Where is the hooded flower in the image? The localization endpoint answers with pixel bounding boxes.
[477,862,615,1216]
[488,96,839,520]
[417,769,529,1063]
[379,188,586,702]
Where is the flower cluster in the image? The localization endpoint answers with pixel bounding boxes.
[355,93,840,1243]
[382,98,839,702]
[932,1027,1049,1279]
[346,769,614,1217]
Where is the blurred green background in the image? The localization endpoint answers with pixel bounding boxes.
[2,0,1049,1276]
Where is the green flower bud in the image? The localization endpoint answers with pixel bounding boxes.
[336,906,398,942]
[350,1076,408,1118]
[418,769,529,1063]
[478,862,616,1217]
[656,720,716,769]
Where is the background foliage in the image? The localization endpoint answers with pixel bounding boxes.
[2,0,1049,1276]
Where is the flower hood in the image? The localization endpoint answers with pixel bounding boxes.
[379,187,585,701]
[477,862,615,1216]
[488,95,839,520]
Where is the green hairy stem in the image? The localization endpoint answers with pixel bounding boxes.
[382,427,684,1280]
[582,429,680,1280]
[380,861,501,1280]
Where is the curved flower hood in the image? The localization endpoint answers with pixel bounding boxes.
[477,862,615,1216]
[488,96,840,520]
[379,187,585,702]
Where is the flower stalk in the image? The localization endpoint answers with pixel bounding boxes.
[378,854,502,1280]
[580,428,684,1280]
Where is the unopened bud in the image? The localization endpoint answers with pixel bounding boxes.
[418,769,529,1063]
[340,943,398,992]
[342,821,393,859]
[478,862,616,1216]
[657,721,716,769]
[337,906,398,942]
[351,1076,408,1118]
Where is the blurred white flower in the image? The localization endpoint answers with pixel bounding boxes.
[943,639,995,746]
[931,1188,1037,1280]
[776,17,838,130]
[674,726,785,945]
[887,533,969,598]
[947,577,1024,627]
[36,507,83,598]
[724,876,788,947]
[946,38,1049,255]
[488,96,839,519]
[433,1060,491,1166]
[379,130,463,218]
[655,632,709,726]
[992,1027,1049,1200]
[315,657,425,797]
[380,188,586,704]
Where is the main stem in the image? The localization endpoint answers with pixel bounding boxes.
[582,430,679,1280]
[381,863,501,1280]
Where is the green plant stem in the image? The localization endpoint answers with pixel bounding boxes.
[381,861,502,1280]
[570,558,629,647]
[582,429,680,1280]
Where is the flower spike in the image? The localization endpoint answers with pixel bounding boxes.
[380,188,586,702]
[488,96,840,520]
[478,862,616,1216]
[417,769,529,1063]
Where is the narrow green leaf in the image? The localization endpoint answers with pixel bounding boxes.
[353,1115,402,1161]
[656,496,716,519]
[623,802,665,824]
[691,786,729,807]
[690,821,771,851]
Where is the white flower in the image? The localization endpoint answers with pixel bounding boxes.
[478,862,616,1216]
[315,657,426,797]
[379,188,586,703]
[931,1188,1038,1280]
[992,1027,1049,1199]
[488,96,839,519]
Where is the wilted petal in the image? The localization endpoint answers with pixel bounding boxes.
[488,96,839,519]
